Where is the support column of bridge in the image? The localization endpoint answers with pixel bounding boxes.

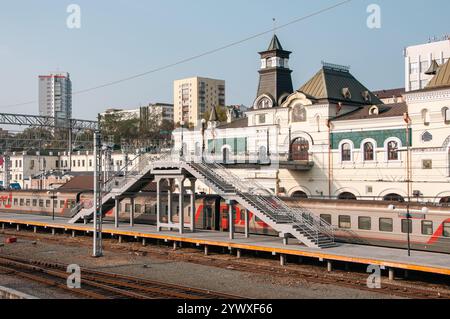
[189,178,196,233]
[178,177,186,235]
[114,197,120,228]
[227,200,235,240]
[130,197,135,227]
[156,178,162,232]
[167,179,173,231]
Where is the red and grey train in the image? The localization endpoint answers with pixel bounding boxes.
[0,190,449,253]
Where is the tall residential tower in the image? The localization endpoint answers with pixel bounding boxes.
[173,77,225,127]
[38,72,72,127]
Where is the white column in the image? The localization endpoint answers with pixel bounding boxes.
[156,178,161,232]
[167,179,173,229]
[179,177,185,234]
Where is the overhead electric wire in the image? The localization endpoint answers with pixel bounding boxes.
[0,0,353,109]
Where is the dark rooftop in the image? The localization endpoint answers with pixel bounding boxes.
[332,102,407,122]
[373,88,405,99]
[298,65,382,105]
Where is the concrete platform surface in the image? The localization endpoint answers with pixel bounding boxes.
[0,212,449,276]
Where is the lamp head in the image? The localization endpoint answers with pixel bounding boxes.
[388,204,396,211]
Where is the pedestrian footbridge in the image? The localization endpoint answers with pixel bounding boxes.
[69,153,335,249]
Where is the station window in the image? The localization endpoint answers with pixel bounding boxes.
[421,221,433,236]
[125,204,131,213]
[26,199,31,207]
[20,199,24,206]
[32,199,37,207]
[320,214,332,225]
[358,216,372,230]
[13,198,18,206]
[39,200,44,208]
[401,219,413,234]
[443,222,450,238]
[60,200,65,208]
[46,200,51,208]
[379,218,393,232]
[338,215,351,229]
[135,204,141,214]
[144,204,153,214]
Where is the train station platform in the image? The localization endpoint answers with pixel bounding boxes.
[0,212,449,277]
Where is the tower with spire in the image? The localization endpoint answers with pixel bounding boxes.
[254,35,294,109]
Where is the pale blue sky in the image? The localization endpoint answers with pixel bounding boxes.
[0,0,449,120]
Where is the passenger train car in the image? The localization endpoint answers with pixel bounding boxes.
[0,190,449,253]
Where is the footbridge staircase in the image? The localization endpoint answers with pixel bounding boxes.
[69,152,335,249]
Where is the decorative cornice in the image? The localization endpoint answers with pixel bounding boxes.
[405,87,450,103]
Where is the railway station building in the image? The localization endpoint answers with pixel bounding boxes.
[173,35,450,204]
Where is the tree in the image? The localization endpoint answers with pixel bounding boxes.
[203,106,228,123]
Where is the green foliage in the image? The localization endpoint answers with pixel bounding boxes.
[203,106,228,123]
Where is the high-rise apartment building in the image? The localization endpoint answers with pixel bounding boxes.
[173,77,225,126]
[38,72,72,127]
[404,37,450,91]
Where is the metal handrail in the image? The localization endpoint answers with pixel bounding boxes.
[200,160,334,243]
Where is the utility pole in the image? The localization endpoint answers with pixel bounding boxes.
[93,131,103,257]
[404,112,412,257]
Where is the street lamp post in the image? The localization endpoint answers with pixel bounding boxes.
[180,121,185,159]
[201,119,206,162]
[47,189,60,221]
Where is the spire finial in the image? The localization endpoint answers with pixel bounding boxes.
[272,18,276,35]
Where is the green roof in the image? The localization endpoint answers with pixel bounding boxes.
[267,34,283,51]
[298,64,381,105]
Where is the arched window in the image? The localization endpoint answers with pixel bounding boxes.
[292,105,307,122]
[440,197,450,206]
[292,191,308,199]
[422,109,430,126]
[222,147,230,164]
[338,192,357,200]
[363,142,374,161]
[258,146,269,163]
[443,107,450,124]
[383,193,405,202]
[387,141,399,161]
[315,115,321,132]
[341,143,352,162]
[291,138,309,161]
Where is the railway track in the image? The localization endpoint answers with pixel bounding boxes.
[1,230,449,299]
[0,255,242,299]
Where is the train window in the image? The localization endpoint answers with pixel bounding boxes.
[144,204,152,214]
[20,199,24,206]
[444,223,450,237]
[46,200,51,208]
[421,221,433,235]
[125,204,131,213]
[358,216,371,230]
[32,199,37,207]
[379,218,393,232]
[26,199,31,206]
[13,198,18,206]
[135,204,141,214]
[338,215,351,229]
[320,214,332,225]
[401,219,413,234]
